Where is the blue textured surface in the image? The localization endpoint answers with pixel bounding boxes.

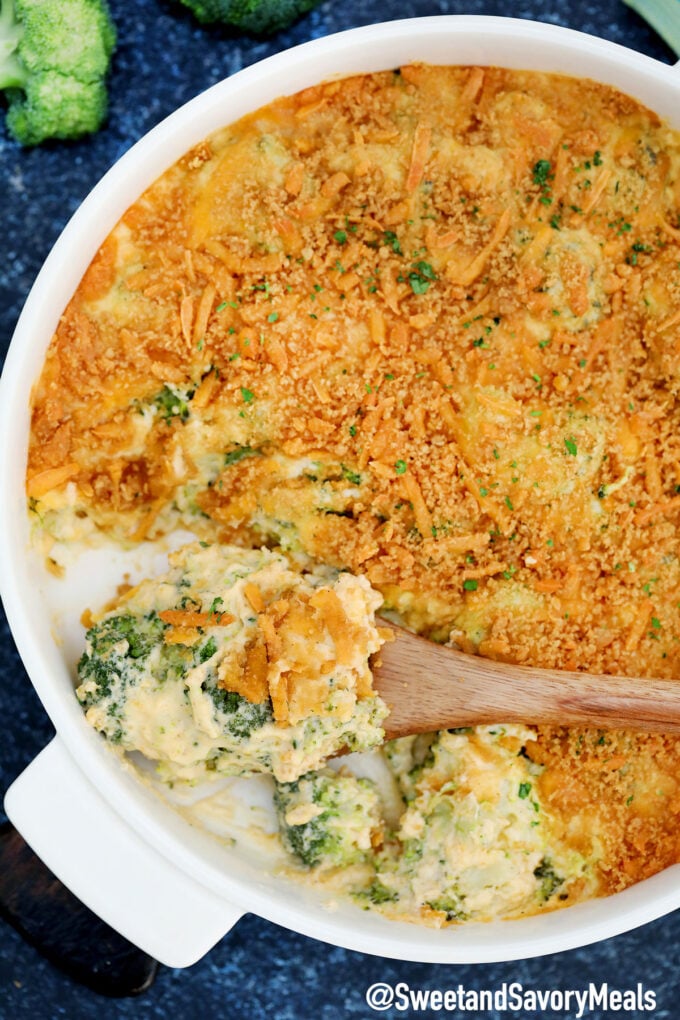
[1,1,679,1016]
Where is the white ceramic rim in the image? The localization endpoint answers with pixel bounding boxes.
[3,15,680,964]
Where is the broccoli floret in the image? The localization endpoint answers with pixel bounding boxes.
[0,0,116,146]
[425,897,467,922]
[77,611,201,705]
[533,858,565,901]
[196,632,273,738]
[361,880,399,906]
[175,0,320,36]
[77,613,168,706]
[153,384,194,422]
[274,769,382,869]
[76,607,274,761]
[77,612,176,743]
[202,674,272,740]
[85,613,166,661]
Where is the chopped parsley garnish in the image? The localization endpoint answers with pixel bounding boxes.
[240,387,255,404]
[627,241,653,266]
[532,159,554,206]
[463,579,478,591]
[564,437,578,456]
[383,230,402,254]
[532,160,552,187]
[405,261,437,295]
[395,459,408,475]
[518,781,532,799]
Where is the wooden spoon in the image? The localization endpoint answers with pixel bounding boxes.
[374,619,680,739]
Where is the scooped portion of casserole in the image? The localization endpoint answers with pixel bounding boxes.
[76,541,388,783]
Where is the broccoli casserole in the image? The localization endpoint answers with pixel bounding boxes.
[27,64,680,924]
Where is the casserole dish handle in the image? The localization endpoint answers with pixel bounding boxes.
[4,736,244,969]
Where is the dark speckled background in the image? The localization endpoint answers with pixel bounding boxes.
[1,1,680,1016]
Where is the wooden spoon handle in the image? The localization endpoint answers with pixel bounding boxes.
[375,621,680,739]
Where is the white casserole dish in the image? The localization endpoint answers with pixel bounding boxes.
[2,15,680,968]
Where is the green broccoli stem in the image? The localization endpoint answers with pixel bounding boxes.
[623,0,680,55]
[0,0,27,89]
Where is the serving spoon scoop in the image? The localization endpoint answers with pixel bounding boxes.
[374,620,680,739]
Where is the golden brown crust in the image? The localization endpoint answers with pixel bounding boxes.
[532,728,680,893]
[215,584,373,724]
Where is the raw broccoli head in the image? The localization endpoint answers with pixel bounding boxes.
[0,0,116,146]
[176,0,321,36]
[274,770,381,869]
